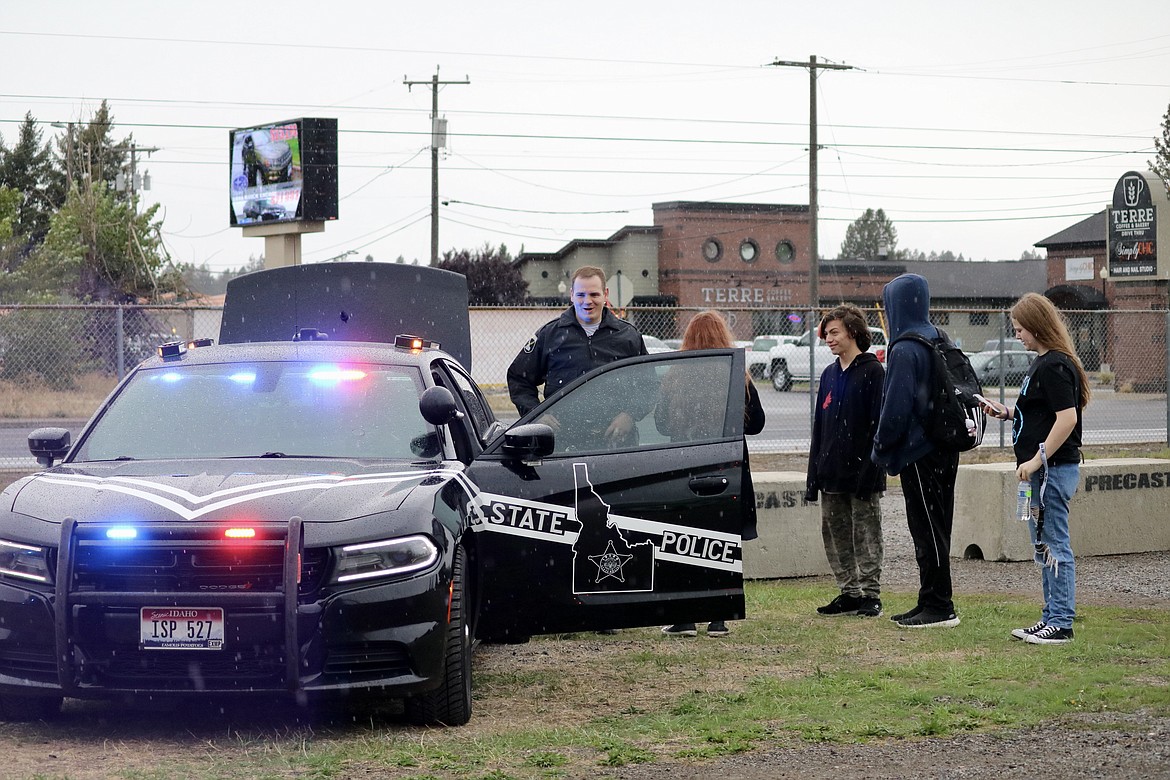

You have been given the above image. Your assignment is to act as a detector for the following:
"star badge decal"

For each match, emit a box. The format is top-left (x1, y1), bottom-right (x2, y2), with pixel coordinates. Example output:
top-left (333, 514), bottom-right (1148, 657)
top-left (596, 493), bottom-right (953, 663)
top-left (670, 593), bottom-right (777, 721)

top-left (588, 540), bottom-right (634, 583)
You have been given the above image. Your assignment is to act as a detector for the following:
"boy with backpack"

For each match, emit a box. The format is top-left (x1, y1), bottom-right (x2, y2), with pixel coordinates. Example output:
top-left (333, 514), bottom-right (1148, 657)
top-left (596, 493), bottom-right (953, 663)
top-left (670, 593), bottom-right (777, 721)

top-left (871, 273), bottom-right (963, 628)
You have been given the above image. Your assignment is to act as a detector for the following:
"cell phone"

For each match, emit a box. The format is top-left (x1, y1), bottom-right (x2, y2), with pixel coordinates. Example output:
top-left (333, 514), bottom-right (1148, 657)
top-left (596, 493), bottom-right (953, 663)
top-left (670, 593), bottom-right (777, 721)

top-left (974, 394), bottom-right (1002, 418)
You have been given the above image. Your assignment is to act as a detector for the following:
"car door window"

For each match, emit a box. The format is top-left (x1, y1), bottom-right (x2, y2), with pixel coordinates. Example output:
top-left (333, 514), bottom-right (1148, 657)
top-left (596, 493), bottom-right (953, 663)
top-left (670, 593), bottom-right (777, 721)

top-left (535, 354), bottom-right (735, 454)
top-left (440, 361), bottom-right (495, 441)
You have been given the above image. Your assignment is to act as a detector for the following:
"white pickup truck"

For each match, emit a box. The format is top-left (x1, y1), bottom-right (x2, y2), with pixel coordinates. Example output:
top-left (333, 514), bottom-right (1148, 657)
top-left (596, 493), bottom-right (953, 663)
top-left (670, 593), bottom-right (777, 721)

top-left (766, 326), bottom-right (887, 391)
top-left (746, 334), bottom-right (800, 378)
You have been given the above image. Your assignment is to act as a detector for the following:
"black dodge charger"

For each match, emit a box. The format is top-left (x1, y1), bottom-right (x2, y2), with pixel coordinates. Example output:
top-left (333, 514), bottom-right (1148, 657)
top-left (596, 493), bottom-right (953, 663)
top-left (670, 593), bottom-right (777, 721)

top-left (0, 262), bottom-right (748, 725)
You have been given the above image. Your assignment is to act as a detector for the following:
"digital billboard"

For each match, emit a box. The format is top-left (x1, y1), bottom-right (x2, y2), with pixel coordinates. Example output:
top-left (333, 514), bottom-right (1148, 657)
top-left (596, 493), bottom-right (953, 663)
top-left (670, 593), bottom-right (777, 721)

top-left (229, 117), bottom-right (338, 227)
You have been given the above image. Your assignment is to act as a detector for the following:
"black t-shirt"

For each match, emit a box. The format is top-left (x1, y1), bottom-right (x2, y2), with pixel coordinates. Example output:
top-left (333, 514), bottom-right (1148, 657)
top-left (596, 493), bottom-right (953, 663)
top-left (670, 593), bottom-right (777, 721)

top-left (1012, 351), bottom-right (1082, 465)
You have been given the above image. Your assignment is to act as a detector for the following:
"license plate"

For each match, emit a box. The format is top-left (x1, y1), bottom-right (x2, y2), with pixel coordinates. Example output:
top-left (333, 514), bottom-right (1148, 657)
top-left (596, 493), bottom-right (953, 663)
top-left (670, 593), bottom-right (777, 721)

top-left (140, 607), bottom-right (224, 650)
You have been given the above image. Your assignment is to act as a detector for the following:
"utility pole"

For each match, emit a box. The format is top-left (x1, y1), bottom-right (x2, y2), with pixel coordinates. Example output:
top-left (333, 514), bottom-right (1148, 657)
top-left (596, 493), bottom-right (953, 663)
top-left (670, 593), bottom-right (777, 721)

top-left (404, 66), bottom-right (470, 265)
top-left (768, 56), bottom-right (854, 310)
top-left (114, 142), bottom-right (160, 207)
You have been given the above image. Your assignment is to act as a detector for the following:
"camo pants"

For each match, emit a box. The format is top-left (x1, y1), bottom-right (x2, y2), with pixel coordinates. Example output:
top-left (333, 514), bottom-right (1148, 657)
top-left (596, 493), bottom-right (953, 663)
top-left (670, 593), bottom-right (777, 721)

top-left (821, 493), bottom-right (883, 599)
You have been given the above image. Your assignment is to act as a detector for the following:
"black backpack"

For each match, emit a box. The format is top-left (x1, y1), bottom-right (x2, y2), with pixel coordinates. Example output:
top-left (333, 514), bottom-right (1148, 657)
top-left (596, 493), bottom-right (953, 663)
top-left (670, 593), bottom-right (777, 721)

top-left (891, 329), bottom-right (987, 453)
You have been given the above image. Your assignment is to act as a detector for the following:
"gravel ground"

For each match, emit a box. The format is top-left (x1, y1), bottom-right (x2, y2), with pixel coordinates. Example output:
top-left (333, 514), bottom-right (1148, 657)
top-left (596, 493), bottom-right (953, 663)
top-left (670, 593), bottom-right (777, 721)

top-left (607, 481), bottom-right (1170, 780)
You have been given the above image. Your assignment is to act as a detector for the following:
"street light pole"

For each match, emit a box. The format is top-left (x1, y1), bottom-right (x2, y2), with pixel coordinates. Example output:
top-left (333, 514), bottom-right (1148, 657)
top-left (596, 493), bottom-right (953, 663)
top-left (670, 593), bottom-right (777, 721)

top-left (51, 122), bottom-right (74, 190)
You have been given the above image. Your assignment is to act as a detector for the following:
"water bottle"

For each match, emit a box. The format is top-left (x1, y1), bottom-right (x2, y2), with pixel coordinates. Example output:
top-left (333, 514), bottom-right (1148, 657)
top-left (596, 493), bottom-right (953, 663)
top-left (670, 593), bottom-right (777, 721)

top-left (1016, 480), bottom-right (1032, 522)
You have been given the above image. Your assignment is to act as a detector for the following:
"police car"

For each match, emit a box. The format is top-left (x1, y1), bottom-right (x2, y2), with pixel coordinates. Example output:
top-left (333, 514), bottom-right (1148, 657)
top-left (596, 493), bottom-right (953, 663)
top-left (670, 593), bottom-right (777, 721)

top-left (0, 263), bottom-right (748, 726)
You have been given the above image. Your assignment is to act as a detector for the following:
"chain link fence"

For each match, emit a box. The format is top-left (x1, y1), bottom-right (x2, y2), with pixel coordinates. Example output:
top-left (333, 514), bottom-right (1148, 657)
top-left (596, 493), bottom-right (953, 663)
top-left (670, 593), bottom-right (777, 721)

top-left (0, 304), bottom-right (1165, 468)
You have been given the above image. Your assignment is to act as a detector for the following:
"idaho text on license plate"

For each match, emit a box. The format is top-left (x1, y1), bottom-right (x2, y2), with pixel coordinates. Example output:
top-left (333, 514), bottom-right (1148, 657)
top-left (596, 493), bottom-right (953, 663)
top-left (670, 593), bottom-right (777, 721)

top-left (140, 607), bottom-right (225, 650)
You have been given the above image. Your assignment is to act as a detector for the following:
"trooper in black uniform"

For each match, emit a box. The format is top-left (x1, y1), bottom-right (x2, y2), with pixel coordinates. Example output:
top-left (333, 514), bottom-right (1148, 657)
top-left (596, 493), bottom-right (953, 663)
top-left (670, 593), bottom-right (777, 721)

top-left (507, 265), bottom-right (649, 444)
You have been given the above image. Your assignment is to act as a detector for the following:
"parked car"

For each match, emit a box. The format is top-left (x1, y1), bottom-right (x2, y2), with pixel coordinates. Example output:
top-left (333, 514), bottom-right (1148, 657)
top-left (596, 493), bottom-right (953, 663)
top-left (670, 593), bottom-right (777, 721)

top-left (980, 337), bottom-right (1027, 354)
top-left (747, 335), bottom-right (799, 379)
top-left (768, 327), bottom-right (887, 391)
top-left (969, 349), bottom-right (1036, 386)
top-left (642, 335), bottom-right (673, 353)
top-left (0, 263), bottom-right (745, 726)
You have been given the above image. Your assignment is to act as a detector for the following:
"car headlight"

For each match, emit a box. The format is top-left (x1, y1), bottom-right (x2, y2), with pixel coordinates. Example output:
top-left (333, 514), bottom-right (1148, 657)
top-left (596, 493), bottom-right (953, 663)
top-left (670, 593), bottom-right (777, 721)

top-left (0, 538), bottom-right (52, 584)
top-left (333, 535), bottom-right (439, 584)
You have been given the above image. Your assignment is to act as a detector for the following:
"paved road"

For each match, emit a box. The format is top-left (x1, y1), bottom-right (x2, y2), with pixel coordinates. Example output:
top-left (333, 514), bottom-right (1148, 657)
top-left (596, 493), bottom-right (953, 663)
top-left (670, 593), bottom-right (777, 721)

top-left (1, 388), bottom-right (1165, 469)
top-left (747, 385), bottom-right (1169, 453)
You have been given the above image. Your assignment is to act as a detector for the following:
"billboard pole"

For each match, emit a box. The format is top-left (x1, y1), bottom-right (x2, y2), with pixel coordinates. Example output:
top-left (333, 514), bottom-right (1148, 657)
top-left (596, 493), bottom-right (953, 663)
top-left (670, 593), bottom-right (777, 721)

top-left (405, 67), bottom-right (470, 265)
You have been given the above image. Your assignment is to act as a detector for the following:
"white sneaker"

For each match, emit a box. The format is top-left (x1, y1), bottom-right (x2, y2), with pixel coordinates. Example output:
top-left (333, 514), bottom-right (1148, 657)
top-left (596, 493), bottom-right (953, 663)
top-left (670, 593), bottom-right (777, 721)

top-left (1011, 620), bottom-right (1046, 640)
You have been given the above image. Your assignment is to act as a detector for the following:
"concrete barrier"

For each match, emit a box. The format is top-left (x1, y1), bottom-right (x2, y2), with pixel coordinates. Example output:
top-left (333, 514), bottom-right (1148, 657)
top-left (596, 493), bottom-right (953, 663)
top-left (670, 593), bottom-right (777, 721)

top-left (743, 471), bottom-right (830, 579)
top-left (953, 458), bottom-right (1170, 562)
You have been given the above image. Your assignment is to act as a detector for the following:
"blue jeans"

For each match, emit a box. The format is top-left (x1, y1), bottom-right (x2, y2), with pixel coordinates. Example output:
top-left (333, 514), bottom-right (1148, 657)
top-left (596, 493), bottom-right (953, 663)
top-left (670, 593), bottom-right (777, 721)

top-left (1027, 462), bottom-right (1079, 629)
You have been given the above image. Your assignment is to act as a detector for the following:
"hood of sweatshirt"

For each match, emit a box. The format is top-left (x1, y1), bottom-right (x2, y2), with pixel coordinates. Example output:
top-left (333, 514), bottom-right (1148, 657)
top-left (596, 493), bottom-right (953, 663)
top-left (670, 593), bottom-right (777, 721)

top-left (883, 273), bottom-right (936, 342)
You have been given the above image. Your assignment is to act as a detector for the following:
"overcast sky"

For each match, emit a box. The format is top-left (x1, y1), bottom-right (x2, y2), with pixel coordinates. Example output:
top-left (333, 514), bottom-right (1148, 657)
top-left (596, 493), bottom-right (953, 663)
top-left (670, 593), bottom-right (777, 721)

top-left (2, 1), bottom-right (1168, 272)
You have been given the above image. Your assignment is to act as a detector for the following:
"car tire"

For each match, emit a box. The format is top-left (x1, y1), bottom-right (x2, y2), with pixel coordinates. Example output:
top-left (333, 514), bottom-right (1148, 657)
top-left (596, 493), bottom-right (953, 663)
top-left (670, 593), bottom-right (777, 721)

top-left (771, 361), bottom-right (793, 392)
top-left (0, 694), bottom-right (62, 721)
top-left (405, 545), bottom-right (472, 727)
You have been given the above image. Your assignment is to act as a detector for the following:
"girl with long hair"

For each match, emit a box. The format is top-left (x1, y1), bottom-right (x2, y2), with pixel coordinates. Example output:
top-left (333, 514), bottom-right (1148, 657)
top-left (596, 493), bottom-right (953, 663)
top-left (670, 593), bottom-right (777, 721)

top-left (657, 311), bottom-right (765, 637)
top-left (982, 293), bottom-right (1090, 645)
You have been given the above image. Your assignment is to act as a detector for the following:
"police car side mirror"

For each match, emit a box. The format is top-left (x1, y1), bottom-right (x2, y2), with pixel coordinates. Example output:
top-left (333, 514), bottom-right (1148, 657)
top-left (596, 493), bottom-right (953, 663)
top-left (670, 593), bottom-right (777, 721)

top-left (28, 427), bottom-right (71, 468)
top-left (419, 386), bottom-right (464, 426)
top-left (501, 423), bottom-right (555, 464)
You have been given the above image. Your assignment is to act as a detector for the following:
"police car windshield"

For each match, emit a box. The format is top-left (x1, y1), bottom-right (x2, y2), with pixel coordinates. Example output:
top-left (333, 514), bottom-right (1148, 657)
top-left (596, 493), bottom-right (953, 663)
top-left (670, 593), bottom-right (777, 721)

top-left (75, 362), bottom-right (434, 461)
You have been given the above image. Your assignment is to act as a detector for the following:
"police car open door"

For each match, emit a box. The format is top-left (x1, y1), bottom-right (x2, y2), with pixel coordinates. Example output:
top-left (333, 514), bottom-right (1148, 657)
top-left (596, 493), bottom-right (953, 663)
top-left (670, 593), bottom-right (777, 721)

top-left (467, 349), bottom-right (747, 641)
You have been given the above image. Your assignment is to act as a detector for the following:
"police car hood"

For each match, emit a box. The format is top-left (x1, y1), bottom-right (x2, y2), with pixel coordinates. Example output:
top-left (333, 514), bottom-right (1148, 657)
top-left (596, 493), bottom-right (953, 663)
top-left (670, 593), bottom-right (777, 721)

top-left (8, 459), bottom-right (448, 525)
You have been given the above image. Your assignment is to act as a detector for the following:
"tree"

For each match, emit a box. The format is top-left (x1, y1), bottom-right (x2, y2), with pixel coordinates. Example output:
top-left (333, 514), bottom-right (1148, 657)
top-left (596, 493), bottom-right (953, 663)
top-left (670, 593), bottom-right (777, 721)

top-left (43, 101), bottom-right (133, 220)
top-left (838, 208), bottom-right (898, 261)
top-left (0, 112), bottom-right (55, 245)
top-left (1151, 101), bottom-right (1170, 196)
top-left (436, 243), bottom-right (528, 304)
top-left (21, 174), bottom-right (182, 302)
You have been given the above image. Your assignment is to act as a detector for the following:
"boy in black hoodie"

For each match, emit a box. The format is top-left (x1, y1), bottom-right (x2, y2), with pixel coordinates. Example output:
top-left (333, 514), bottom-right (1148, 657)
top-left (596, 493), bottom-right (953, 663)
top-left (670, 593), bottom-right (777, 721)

top-left (806, 304), bottom-right (887, 617)
top-left (872, 273), bottom-right (961, 628)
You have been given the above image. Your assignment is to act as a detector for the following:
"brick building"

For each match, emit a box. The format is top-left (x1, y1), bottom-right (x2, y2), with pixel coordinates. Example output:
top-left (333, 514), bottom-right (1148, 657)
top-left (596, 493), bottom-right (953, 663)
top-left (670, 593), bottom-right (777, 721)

top-left (516, 200), bottom-right (1047, 342)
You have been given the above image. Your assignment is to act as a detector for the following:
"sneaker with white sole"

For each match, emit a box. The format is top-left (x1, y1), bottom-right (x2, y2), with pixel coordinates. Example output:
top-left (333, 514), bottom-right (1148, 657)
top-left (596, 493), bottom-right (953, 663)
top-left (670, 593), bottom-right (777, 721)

top-left (661, 623), bottom-right (697, 637)
top-left (816, 594), bottom-right (861, 616)
top-left (706, 621), bottom-right (729, 637)
top-left (890, 605), bottom-right (922, 623)
top-left (1011, 620), bottom-right (1046, 641)
top-left (896, 611), bottom-right (960, 629)
top-left (1023, 624), bottom-right (1073, 645)
top-left (856, 598), bottom-right (883, 618)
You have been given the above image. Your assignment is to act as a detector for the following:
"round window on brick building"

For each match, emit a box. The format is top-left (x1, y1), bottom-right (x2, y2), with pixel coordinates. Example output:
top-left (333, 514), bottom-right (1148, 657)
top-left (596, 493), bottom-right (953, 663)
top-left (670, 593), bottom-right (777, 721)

top-left (739, 239), bottom-right (759, 263)
top-left (775, 240), bottom-right (795, 264)
top-left (702, 238), bottom-right (723, 263)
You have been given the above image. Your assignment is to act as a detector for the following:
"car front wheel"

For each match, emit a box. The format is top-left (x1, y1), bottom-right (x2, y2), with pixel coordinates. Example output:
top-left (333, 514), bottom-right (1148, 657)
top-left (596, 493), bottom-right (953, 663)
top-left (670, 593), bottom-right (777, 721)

top-left (405, 545), bottom-right (472, 726)
top-left (771, 361), bottom-right (793, 392)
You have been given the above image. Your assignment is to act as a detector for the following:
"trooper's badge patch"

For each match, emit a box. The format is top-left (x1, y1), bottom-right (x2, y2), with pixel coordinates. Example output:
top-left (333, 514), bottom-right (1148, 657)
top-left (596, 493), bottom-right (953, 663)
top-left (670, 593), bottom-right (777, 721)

top-left (522, 335), bottom-right (538, 353)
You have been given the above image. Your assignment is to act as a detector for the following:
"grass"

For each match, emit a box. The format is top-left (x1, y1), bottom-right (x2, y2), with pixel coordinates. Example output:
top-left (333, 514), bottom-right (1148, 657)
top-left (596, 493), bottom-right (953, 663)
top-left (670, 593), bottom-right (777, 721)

top-left (0, 372), bottom-right (118, 418)
top-left (7, 582), bottom-right (1164, 779)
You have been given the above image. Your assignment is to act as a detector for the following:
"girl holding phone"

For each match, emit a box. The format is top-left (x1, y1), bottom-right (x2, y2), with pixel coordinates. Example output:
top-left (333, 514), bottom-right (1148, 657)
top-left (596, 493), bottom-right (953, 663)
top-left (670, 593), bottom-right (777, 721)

top-left (980, 293), bottom-right (1090, 645)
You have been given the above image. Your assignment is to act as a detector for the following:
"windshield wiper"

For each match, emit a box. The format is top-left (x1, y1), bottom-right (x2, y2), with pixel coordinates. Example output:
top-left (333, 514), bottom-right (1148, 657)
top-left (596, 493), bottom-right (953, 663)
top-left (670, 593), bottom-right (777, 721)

top-left (259, 451), bottom-right (287, 458)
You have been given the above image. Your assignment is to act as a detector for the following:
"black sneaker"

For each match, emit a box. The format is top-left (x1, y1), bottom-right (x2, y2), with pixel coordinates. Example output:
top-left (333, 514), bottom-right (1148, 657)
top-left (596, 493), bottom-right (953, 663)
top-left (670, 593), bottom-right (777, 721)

top-left (706, 621), bottom-right (729, 637)
top-left (816, 594), bottom-right (861, 616)
top-left (661, 623), bottom-right (697, 637)
top-left (856, 598), bottom-right (883, 618)
top-left (890, 604), bottom-right (923, 623)
top-left (1023, 625), bottom-right (1073, 645)
top-left (1011, 620), bottom-right (1046, 641)
top-left (896, 611), bottom-right (960, 629)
